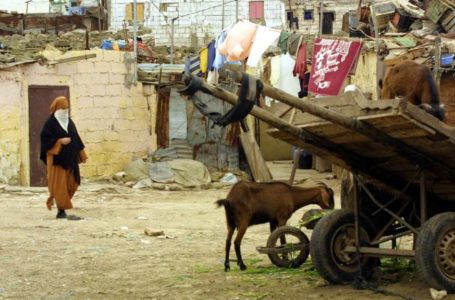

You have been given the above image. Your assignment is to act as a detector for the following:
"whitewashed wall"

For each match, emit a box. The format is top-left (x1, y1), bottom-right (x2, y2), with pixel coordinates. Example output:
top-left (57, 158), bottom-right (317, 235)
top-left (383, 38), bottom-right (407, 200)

top-left (109, 0), bottom-right (285, 47)
top-left (0, 0), bottom-right (50, 13)
top-left (286, 0), bottom-right (357, 35)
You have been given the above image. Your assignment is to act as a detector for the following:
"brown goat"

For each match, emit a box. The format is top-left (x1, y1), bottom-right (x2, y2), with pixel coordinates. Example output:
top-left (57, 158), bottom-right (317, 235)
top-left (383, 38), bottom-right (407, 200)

top-left (216, 181), bottom-right (334, 271)
top-left (379, 60), bottom-right (445, 121)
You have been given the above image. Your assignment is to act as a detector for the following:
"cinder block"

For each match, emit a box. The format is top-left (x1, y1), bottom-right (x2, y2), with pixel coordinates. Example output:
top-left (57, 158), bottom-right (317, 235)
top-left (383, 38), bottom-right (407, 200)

top-left (110, 62), bottom-right (128, 74)
top-left (101, 140), bottom-right (123, 153)
top-left (118, 129), bottom-right (137, 142)
top-left (105, 84), bottom-right (123, 96)
top-left (96, 164), bottom-right (122, 177)
top-left (130, 119), bottom-right (148, 131)
top-left (112, 119), bottom-right (131, 131)
top-left (74, 73), bottom-right (107, 85)
top-left (103, 51), bottom-right (122, 62)
top-left (85, 131), bottom-right (106, 143)
top-left (109, 73), bottom-right (126, 84)
top-left (56, 63), bottom-right (77, 75)
top-left (94, 61), bottom-right (111, 73)
top-left (77, 61), bottom-right (95, 74)
top-left (75, 96), bottom-right (94, 109)
top-left (80, 164), bottom-right (97, 177)
top-left (86, 84), bottom-right (106, 96)
top-left (103, 130), bottom-right (120, 141)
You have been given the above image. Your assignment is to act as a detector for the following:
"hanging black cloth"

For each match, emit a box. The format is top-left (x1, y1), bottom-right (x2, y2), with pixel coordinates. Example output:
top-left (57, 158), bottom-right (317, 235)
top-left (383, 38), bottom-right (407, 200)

top-left (180, 72), bottom-right (263, 127)
top-left (40, 115), bottom-right (85, 184)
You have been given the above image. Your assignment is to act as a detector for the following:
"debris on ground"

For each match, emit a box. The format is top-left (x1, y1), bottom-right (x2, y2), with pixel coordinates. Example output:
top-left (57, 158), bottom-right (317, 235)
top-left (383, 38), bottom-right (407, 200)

top-left (144, 228), bottom-right (164, 237)
top-left (430, 288), bottom-right (448, 300)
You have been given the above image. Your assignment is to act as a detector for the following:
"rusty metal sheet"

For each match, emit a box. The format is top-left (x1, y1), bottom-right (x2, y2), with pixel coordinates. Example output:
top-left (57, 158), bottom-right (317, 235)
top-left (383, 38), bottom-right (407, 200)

top-left (169, 88), bottom-right (187, 140)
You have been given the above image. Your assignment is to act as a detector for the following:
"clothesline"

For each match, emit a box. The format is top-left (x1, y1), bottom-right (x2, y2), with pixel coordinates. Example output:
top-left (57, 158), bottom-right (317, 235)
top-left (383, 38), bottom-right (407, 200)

top-left (184, 20), bottom-right (363, 99)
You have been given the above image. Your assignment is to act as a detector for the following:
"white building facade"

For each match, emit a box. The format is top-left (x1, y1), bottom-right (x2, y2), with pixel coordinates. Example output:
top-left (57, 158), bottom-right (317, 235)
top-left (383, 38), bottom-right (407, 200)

top-left (0, 0), bottom-right (50, 14)
top-left (109, 0), bottom-right (286, 47)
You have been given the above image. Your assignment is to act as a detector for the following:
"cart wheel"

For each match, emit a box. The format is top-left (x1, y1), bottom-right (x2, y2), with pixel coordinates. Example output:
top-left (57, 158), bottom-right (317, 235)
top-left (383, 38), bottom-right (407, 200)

top-left (266, 226), bottom-right (310, 268)
top-left (310, 209), bottom-right (378, 283)
top-left (416, 212), bottom-right (455, 292)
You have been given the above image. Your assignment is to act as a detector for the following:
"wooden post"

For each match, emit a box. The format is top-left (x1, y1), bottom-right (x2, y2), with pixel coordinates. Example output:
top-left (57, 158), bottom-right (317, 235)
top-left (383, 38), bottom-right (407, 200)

top-left (434, 36), bottom-right (442, 89)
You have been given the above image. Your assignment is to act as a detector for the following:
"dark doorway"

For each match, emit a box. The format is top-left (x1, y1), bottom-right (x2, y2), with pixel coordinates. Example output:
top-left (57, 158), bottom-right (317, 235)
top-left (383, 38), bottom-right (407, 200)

top-left (28, 85), bottom-right (70, 187)
top-left (322, 12), bottom-right (335, 35)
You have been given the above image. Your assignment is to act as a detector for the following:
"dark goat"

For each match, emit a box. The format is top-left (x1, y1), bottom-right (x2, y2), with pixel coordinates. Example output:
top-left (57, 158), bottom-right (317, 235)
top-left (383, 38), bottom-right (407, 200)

top-left (216, 181), bottom-right (334, 271)
top-left (379, 60), bottom-right (445, 121)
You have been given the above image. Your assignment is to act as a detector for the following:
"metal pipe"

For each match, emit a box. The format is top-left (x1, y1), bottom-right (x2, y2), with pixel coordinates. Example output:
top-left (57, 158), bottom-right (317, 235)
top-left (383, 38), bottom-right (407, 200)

top-left (222, 0), bottom-right (225, 29)
top-left (236, 0), bottom-right (239, 21)
top-left (133, 0), bottom-right (138, 82)
top-left (319, 0), bottom-right (323, 36)
top-left (171, 18), bottom-right (176, 64)
top-left (97, 0), bottom-right (101, 31)
top-left (420, 170), bottom-right (427, 224)
top-left (370, 0), bottom-right (381, 100)
top-left (353, 174), bottom-right (361, 270)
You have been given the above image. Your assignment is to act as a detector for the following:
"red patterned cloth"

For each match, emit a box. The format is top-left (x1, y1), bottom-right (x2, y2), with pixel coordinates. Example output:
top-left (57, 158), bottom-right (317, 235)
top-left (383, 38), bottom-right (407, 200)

top-left (309, 38), bottom-right (362, 96)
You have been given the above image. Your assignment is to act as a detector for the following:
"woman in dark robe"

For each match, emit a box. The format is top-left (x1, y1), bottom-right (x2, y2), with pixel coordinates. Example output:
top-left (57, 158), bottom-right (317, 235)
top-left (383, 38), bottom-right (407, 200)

top-left (40, 96), bottom-right (88, 219)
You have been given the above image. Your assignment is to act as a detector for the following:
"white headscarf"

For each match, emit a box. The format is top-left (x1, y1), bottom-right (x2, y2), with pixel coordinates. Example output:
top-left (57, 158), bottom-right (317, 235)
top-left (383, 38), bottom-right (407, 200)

top-left (54, 109), bottom-right (69, 132)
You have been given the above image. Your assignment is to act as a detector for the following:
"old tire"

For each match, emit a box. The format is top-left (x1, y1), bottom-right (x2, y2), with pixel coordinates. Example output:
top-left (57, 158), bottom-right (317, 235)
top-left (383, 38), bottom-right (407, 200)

top-left (416, 212), bottom-right (455, 292)
top-left (266, 226), bottom-right (310, 268)
top-left (310, 209), bottom-right (378, 283)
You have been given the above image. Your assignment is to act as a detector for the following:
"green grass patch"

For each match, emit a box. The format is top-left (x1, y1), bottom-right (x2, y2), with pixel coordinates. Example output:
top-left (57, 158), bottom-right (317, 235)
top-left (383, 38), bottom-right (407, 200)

top-left (380, 258), bottom-right (415, 274)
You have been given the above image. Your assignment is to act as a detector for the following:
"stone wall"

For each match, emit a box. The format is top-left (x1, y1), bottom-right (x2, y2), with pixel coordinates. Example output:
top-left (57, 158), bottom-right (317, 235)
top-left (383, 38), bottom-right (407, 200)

top-left (110, 0), bottom-right (285, 47)
top-left (0, 50), bottom-right (157, 185)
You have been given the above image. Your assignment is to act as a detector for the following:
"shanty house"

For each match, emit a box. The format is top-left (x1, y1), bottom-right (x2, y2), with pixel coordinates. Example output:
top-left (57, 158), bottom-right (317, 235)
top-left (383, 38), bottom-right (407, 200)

top-left (0, 50), bottom-right (157, 186)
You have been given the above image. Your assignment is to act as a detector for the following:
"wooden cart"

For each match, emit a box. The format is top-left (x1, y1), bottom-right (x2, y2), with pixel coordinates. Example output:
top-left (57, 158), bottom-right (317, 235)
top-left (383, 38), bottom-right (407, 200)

top-left (179, 72), bottom-right (455, 292)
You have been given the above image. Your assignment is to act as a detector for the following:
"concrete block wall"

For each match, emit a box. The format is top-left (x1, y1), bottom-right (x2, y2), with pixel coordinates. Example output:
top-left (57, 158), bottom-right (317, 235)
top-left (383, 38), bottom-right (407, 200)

top-left (110, 0), bottom-right (285, 47)
top-left (0, 50), bottom-right (157, 185)
top-left (287, 0), bottom-right (357, 35)
top-left (0, 71), bottom-right (25, 184)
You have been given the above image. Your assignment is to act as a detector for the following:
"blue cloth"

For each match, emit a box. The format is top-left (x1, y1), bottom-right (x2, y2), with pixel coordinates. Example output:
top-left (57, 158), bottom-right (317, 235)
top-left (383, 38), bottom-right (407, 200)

top-left (213, 31), bottom-right (227, 70)
top-left (212, 31), bottom-right (241, 70)
top-left (207, 39), bottom-right (216, 72)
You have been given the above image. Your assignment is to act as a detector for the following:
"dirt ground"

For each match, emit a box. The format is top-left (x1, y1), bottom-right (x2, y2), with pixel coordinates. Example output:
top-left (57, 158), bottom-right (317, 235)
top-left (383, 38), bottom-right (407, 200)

top-left (0, 162), bottom-right (453, 300)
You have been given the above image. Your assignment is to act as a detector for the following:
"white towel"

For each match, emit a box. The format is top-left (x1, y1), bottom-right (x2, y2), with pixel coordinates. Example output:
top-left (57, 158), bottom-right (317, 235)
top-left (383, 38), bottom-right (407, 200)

top-left (279, 53), bottom-right (300, 97)
top-left (246, 26), bottom-right (280, 68)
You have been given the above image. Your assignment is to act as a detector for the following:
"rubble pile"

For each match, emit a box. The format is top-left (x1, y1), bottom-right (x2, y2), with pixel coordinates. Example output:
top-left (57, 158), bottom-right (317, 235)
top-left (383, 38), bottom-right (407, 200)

top-left (344, 0), bottom-right (455, 68)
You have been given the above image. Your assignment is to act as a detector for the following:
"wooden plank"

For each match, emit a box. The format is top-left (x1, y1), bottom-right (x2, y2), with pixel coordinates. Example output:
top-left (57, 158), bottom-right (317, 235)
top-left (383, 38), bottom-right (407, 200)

top-left (360, 114), bottom-right (434, 139)
top-left (301, 122), bottom-right (370, 143)
top-left (239, 132), bottom-right (273, 182)
top-left (431, 180), bottom-right (455, 194)
top-left (402, 102), bottom-right (455, 140)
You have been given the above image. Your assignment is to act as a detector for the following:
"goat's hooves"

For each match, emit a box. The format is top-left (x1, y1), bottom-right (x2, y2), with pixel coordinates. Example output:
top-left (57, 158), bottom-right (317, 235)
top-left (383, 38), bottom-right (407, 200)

top-left (239, 264), bottom-right (247, 271)
top-left (224, 266), bottom-right (230, 272)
